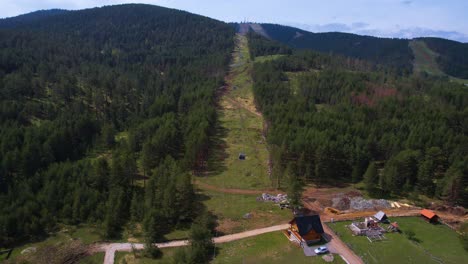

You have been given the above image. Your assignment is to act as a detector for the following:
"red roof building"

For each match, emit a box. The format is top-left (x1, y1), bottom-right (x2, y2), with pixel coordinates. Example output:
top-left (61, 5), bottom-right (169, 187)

top-left (420, 209), bottom-right (439, 223)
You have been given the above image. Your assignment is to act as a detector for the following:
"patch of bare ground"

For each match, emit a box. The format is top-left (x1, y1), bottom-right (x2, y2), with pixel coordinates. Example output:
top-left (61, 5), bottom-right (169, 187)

top-left (8, 241), bottom-right (90, 264)
top-left (301, 185), bottom-right (467, 227)
top-left (216, 218), bottom-right (242, 234)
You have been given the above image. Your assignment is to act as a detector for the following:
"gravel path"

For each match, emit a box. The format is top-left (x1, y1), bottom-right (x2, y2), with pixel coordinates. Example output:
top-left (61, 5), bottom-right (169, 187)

top-left (323, 224), bottom-right (364, 264)
top-left (95, 224), bottom-right (290, 264)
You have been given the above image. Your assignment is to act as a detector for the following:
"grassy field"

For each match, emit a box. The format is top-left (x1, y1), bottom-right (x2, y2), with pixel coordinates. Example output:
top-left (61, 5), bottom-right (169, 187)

top-left (198, 34), bottom-right (271, 190)
top-left (449, 76), bottom-right (468, 85)
top-left (2, 224), bottom-right (103, 261)
top-left (410, 40), bottom-right (444, 76)
top-left (254, 54), bottom-right (285, 63)
top-left (115, 248), bottom-right (186, 264)
top-left (115, 232), bottom-right (345, 264)
top-left (328, 217), bottom-right (468, 264)
top-left (212, 231), bottom-right (345, 264)
top-left (115, 250), bottom-right (179, 264)
top-left (80, 252), bottom-right (105, 264)
top-left (200, 190), bottom-right (292, 234)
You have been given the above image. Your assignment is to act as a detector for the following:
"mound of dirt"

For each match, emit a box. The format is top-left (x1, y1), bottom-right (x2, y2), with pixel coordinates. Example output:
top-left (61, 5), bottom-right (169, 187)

top-left (430, 204), bottom-right (466, 216)
top-left (332, 197), bottom-right (351, 211)
top-left (349, 197), bottom-right (391, 211)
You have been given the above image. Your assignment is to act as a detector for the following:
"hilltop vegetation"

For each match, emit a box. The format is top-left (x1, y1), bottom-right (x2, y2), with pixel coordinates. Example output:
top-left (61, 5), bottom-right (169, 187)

top-left (249, 32), bottom-right (468, 205)
top-left (419, 37), bottom-right (468, 78)
top-left (243, 23), bottom-right (468, 79)
top-left (0, 4), bottom-right (234, 247)
top-left (0, 9), bottom-right (68, 28)
top-left (252, 23), bottom-right (414, 75)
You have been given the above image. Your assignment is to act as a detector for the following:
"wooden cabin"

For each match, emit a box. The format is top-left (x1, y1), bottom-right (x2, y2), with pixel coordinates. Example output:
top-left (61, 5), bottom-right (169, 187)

top-left (285, 215), bottom-right (324, 245)
top-left (420, 209), bottom-right (439, 223)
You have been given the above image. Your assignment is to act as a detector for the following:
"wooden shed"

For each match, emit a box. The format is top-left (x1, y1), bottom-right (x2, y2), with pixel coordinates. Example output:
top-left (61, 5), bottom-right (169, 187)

top-left (420, 209), bottom-right (438, 223)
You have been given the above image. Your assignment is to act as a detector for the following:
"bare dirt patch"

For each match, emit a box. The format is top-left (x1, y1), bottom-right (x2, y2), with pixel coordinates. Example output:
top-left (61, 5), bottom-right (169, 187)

top-left (217, 218), bottom-right (242, 234)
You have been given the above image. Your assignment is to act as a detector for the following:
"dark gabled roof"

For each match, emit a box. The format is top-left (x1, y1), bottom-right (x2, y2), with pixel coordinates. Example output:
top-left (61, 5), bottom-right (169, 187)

top-left (290, 215), bottom-right (324, 235)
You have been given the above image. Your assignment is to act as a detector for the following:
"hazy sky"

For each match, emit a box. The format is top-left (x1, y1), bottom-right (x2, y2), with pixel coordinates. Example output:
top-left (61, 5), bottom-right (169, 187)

top-left (1, 0), bottom-right (467, 42)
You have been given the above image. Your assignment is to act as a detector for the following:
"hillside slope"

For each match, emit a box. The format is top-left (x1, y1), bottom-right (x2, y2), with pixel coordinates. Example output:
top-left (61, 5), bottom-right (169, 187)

top-left (409, 40), bottom-right (445, 76)
top-left (244, 23), bottom-right (414, 74)
top-left (418, 37), bottom-right (468, 79)
top-left (248, 32), bottom-right (468, 207)
top-left (0, 9), bottom-right (68, 28)
top-left (240, 23), bottom-right (468, 78)
top-left (0, 3), bottom-right (234, 247)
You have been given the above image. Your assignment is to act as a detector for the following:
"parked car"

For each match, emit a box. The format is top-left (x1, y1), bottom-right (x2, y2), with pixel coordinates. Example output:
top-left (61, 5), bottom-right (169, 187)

top-left (314, 246), bottom-right (329, 254)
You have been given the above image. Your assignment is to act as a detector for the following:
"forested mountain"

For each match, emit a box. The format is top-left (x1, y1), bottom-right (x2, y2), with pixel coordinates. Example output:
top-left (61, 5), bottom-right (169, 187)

top-left (247, 23), bottom-right (414, 75)
top-left (240, 23), bottom-right (468, 78)
top-left (249, 33), bottom-right (468, 206)
top-left (1, 3), bottom-right (467, 255)
top-left (0, 4), bottom-right (234, 247)
top-left (0, 9), bottom-right (68, 28)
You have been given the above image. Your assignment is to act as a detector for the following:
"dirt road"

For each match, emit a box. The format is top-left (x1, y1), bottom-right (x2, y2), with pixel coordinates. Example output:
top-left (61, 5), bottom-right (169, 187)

top-left (324, 224), bottom-right (364, 264)
top-left (94, 221), bottom-right (368, 264)
top-left (94, 224), bottom-right (289, 264)
top-left (94, 208), bottom-right (428, 264)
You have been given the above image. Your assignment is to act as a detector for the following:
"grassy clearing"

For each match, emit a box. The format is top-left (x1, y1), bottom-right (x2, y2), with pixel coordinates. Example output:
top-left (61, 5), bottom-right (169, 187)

top-left (410, 40), bottom-right (444, 76)
top-left (115, 249), bottom-right (177, 264)
top-left (200, 190), bottom-right (291, 234)
top-left (254, 54), bottom-right (285, 63)
top-left (449, 76), bottom-right (468, 85)
top-left (115, 232), bottom-right (344, 264)
top-left (285, 72), bottom-right (301, 95)
top-left (199, 34), bottom-right (271, 190)
top-left (80, 252), bottom-right (105, 264)
top-left (3, 225), bottom-right (103, 261)
top-left (285, 70), bottom-right (321, 96)
top-left (328, 217), bottom-right (468, 264)
top-left (163, 228), bottom-right (191, 241)
top-left (410, 40), bottom-right (468, 84)
top-left (212, 231), bottom-right (345, 264)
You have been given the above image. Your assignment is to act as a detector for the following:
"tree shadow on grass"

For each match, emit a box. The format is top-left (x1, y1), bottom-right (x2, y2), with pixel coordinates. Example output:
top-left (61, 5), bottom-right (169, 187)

top-left (202, 115), bottom-right (229, 178)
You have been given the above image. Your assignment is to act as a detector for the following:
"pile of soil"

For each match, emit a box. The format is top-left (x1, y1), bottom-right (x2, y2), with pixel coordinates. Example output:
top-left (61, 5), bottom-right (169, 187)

top-left (332, 197), bottom-right (351, 211)
top-left (430, 204), bottom-right (466, 216)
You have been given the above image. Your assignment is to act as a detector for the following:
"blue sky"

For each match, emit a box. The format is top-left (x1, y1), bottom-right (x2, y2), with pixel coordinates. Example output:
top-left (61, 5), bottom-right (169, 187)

top-left (1, 0), bottom-right (467, 42)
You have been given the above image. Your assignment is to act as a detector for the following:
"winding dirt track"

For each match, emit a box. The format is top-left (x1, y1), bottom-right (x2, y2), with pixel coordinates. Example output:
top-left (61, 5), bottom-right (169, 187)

top-left (94, 224), bottom-right (289, 264)
top-left (91, 208), bottom-right (432, 264)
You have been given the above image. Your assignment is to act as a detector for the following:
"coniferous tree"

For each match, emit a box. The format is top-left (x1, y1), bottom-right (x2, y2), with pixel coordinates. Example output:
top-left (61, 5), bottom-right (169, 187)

top-left (286, 164), bottom-right (303, 210)
top-left (363, 162), bottom-right (378, 193)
